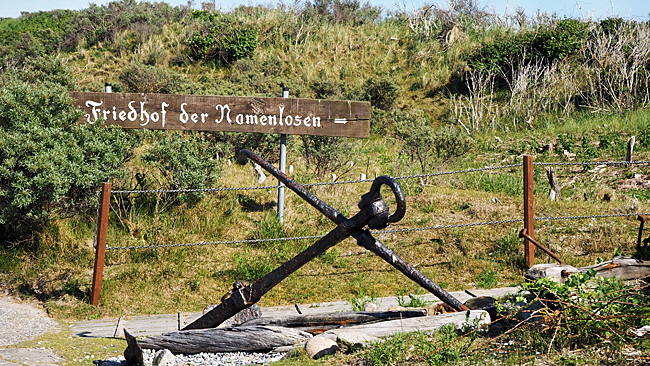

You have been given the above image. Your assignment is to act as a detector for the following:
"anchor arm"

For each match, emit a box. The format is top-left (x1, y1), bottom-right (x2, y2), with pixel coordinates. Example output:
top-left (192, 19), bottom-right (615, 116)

top-left (183, 150), bottom-right (466, 330)
top-left (182, 179), bottom-right (391, 330)
top-left (239, 150), bottom-right (467, 310)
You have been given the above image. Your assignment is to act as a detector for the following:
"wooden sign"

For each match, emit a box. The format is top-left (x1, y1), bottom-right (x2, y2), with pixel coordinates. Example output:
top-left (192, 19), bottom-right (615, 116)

top-left (70, 92), bottom-right (371, 138)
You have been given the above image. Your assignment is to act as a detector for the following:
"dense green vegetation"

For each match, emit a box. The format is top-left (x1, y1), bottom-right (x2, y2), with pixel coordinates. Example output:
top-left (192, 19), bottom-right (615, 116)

top-left (1, 1), bottom-right (649, 365)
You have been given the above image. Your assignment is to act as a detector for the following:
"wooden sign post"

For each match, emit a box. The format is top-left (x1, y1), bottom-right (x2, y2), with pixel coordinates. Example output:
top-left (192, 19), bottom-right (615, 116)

top-left (70, 92), bottom-right (371, 138)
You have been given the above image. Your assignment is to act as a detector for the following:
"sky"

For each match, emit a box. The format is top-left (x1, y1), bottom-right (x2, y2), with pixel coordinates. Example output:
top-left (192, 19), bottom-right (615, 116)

top-left (0, 0), bottom-right (649, 20)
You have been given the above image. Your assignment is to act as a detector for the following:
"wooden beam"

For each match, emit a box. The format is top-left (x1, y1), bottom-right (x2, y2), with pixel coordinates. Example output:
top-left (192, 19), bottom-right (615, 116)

top-left (138, 326), bottom-right (312, 354)
top-left (91, 182), bottom-right (111, 306)
top-left (523, 156), bottom-right (535, 267)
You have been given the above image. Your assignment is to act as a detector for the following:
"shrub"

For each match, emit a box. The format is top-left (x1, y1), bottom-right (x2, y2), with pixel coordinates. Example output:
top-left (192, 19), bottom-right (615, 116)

top-left (205, 131), bottom-right (279, 163)
top-left (393, 111), bottom-right (474, 174)
top-left (63, 0), bottom-right (186, 50)
top-left (0, 10), bottom-right (73, 64)
top-left (0, 56), bottom-right (137, 244)
top-left (302, 0), bottom-right (382, 25)
top-left (141, 132), bottom-right (225, 207)
top-left (186, 11), bottom-right (258, 63)
top-left (300, 135), bottom-right (355, 178)
top-left (522, 270), bottom-right (650, 350)
top-left (469, 19), bottom-right (589, 81)
top-left (362, 76), bottom-right (399, 111)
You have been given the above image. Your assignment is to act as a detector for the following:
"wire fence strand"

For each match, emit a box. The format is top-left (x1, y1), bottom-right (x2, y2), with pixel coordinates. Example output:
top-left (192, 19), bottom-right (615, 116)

top-left (104, 158), bottom-right (650, 250)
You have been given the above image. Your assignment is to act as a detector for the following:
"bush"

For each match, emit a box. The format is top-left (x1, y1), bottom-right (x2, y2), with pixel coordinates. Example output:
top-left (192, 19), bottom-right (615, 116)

top-left (470, 19), bottom-right (589, 80)
top-left (362, 76), bottom-right (399, 111)
top-left (0, 10), bottom-right (73, 64)
top-left (302, 0), bottom-right (382, 25)
top-left (0, 56), bottom-right (137, 244)
top-left (393, 111), bottom-right (474, 174)
top-left (141, 132), bottom-right (226, 207)
top-left (522, 270), bottom-right (650, 350)
top-left (63, 0), bottom-right (186, 50)
top-left (186, 11), bottom-right (258, 63)
top-left (300, 135), bottom-right (354, 178)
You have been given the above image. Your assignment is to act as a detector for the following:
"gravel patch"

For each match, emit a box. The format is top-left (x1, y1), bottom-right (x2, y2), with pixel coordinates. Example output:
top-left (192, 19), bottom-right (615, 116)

top-left (0, 295), bottom-right (58, 346)
top-left (99, 349), bottom-right (286, 366)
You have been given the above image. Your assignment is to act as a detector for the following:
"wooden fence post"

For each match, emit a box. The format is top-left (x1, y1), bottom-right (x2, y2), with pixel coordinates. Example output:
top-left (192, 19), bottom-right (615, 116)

top-left (626, 136), bottom-right (636, 164)
top-left (91, 182), bottom-right (111, 306)
top-left (523, 155), bottom-right (535, 267)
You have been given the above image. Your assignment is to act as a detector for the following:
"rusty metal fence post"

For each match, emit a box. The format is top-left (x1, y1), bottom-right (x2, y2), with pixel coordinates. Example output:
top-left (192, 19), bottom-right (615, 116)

top-left (523, 155), bottom-right (535, 267)
top-left (91, 182), bottom-right (111, 305)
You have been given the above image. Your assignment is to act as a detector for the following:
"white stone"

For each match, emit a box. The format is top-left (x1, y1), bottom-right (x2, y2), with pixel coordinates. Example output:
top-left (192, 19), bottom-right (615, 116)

top-left (364, 302), bottom-right (379, 312)
top-left (335, 330), bottom-right (379, 350)
top-left (304, 336), bottom-right (340, 359)
top-left (253, 163), bottom-right (267, 184)
top-left (526, 263), bottom-right (580, 282)
top-left (152, 349), bottom-right (175, 366)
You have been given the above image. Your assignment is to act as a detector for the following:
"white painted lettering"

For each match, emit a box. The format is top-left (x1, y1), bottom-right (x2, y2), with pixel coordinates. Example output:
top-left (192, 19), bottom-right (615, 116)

top-left (235, 114), bottom-right (244, 125)
top-left (294, 116), bottom-right (302, 126)
top-left (268, 115), bottom-right (277, 125)
top-left (161, 102), bottom-right (169, 127)
top-left (313, 116), bottom-right (321, 127)
top-left (180, 103), bottom-right (189, 123)
top-left (201, 113), bottom-right (208, 123)
top-left (128, 101), bottom-right (137, 121)
top-left (119, 110), bottom-right (127, 121)
top-left (151, 112), bottom-right (159, 123)
top-left (140, 101), bottom-right (150, 126)
top-left (191, 112), bottom-right (198, 123)
top-left (304, 116), bottom-right (311, 127)
top-left (260, 115), bottom-right (267, 125)
top-left (246, 115), bottom-right (258, 125)
top-left (278, 105), bottom-right (285, 126)
top-left (215, 104), bottom-right (231, 124)
top-left (85, 100), bottom-right (103, 124)
top-left (284, 115), bottom-right (293, 126)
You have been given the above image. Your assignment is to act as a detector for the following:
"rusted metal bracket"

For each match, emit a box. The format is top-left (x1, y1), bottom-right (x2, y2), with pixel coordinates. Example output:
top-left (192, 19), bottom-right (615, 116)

top-left (637, 215), bottom-right (649, 260)
top-left (182, 149), bottom-right (467, 330)
top-left (519, 228), bottom-right (562, 264)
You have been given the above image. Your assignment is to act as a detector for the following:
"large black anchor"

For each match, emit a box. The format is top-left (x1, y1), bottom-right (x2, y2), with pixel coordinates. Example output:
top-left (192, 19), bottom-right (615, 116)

top-left (183, 149), bottom-right (467, 330)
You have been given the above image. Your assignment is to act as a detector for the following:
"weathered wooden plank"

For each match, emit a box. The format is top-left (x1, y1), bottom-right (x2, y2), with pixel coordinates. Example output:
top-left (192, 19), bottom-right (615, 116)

top-left (241, 310), bottom-right (427, 328)
top-left (322, 310), bottom-right (491, 338)
top-left (70, 92), bottom-right (370, 138)
top-left (138, 325), bottom-right (312, 354)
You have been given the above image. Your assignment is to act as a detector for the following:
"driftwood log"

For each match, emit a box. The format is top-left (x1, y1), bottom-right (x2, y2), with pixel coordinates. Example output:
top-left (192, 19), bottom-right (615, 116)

top-left (138, 325), bottom-right (312, 354)
top-left (579, 257), bottom-right (650, 281)
top-left (241, 310), bottom-right (426, 329)
top-left (527, 257), bottom-right (650, 282)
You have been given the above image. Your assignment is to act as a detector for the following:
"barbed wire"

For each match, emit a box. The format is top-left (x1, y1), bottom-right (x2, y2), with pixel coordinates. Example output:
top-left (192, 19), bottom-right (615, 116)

top-left (535, 160), bottom-right (650, 167)
top-left (111, 163), bottom-right (522, 194)
top-left (104, 158), bottom-right (649, 250)
top-left (374, 219), bottom-right (523, 234)
top-left (105, 209), bottom-right (650, 250)
top-left (535, 212), bottom-right (650, 221)
top-left (105, 218), bottom-right (525, 250)
top-left (109, 159), bottom-right (649, 195)
top-left (106, 234), bottom-right (324, 250)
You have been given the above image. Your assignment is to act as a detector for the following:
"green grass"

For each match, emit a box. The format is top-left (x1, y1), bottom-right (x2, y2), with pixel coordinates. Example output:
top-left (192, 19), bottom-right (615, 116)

top-left (2, 4), bottom-right (650, 365)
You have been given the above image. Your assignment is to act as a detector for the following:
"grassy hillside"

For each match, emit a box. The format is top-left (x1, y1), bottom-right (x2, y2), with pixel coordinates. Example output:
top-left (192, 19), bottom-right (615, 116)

top-left (0, 1), bottom-right (649, 365)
